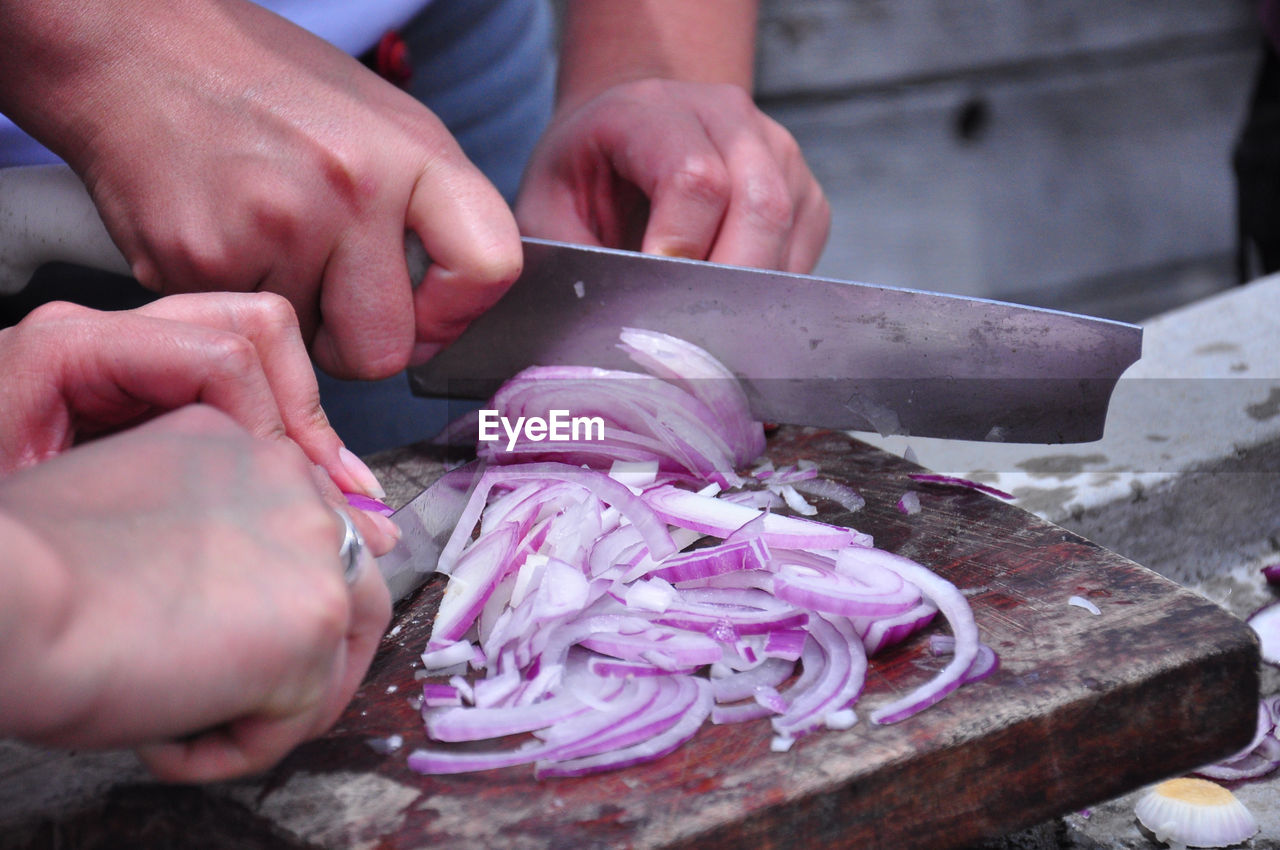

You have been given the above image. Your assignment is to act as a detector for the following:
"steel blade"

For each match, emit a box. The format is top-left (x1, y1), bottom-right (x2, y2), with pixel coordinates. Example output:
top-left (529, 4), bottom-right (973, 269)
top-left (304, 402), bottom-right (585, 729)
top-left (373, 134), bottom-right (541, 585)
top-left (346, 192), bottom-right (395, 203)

top-left (377, 462), bottom-right (481, 603)
top-left (409, 239), bottom-right (1142, 443)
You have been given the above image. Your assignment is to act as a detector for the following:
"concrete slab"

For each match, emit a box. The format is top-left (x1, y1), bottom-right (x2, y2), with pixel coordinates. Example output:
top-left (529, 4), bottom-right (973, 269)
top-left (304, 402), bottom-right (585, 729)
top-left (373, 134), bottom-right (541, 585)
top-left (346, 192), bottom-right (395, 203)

top-left (859, 272), bottom-right (1280, 580)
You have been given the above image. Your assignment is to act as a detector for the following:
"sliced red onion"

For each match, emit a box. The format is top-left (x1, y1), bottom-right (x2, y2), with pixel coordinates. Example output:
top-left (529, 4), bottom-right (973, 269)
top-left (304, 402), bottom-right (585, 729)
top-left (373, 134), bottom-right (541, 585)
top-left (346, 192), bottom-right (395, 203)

top-left (429, 523), bottom-right (521, 646)
top-left (617, 327), bottom-right (765, 468)
top-left (771, 616), bottom-right (867, 739)
top-left (407, 329), bottom-right (991, 779)
top-left (778, 484), bottom-right (818, 516)
top-left (643, 484), bottom-right (871, 549)
top-left (860, 549), bottom-right (979, 725)
top-left (649, 537), bottom-right (770, 584)
top-left (420, 639), bottom-right (475, 671)
top-left (1262, 563), bottom-right (1280, 585)
top-left (773, 561), bottom-right (920, 618)
top-left (344, 492), bottom-right (393, 516)
top-left (907, 473), bottom-right (1013, 500)
top-left (421, 684), bottom-right (463, 708)
top-left (535, 678), bottom-right (713, 778)
top-left (709, 657), bottom-right (796, 703)
top-left (929, 635), bottom-right (1001, 684)
top-left (1246, 602), bottom-right (1280, 667)
top-left (856, 600), bottom-right (938, 656)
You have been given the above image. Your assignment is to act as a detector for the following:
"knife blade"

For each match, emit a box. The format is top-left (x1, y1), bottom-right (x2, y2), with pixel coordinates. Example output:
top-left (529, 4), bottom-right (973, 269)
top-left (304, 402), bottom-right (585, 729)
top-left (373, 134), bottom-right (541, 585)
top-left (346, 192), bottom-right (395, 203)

top-left (377, 461), bottom-right (482, 603)
top-left (0, 166), bottom-right (1141, 443)
top-left (410, 239), bottom-right (1142, 444)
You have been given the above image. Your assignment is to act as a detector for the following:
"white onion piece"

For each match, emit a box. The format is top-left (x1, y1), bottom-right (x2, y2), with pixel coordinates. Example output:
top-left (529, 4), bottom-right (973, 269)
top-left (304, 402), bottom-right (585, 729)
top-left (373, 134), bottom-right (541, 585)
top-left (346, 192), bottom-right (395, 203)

top-left (710, 657), bottom-right (796, 703)
top-left (1068, 595), bottom-right (1102, 616)
top-left (643, 485), bottom-right (870, 549)
top-left (789, 477), bottom-right (865, 513)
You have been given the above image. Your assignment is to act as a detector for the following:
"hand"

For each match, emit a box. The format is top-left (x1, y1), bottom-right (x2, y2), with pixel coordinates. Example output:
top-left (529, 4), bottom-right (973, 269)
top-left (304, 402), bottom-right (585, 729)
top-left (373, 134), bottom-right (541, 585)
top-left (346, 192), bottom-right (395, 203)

top-left (0, 293), bottom-right (391, 515)
top-left (515, 78), bottom-right (830, 273)
top-left (0, 405), bottom-right (392, 781)
top-left (0, 0), bottom-right (522, 378)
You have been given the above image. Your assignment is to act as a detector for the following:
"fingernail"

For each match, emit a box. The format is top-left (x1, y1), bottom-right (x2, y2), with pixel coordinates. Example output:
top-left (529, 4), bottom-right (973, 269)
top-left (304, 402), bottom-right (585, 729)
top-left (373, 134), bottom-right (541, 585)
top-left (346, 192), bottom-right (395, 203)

top-left (653, 245), bottom-right (701, 260)
top-left (365, 510), bottom-right (402, 544)
top-left (410, 342), bottom-right (443, 366)
top-left (340, 447), bottom-right (386, 499)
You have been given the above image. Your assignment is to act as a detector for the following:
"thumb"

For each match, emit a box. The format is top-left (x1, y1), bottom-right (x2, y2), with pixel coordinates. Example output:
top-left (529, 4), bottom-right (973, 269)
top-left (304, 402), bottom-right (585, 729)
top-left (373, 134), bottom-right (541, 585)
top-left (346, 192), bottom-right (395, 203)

top-left (407, 156), bottom-right (522, 364)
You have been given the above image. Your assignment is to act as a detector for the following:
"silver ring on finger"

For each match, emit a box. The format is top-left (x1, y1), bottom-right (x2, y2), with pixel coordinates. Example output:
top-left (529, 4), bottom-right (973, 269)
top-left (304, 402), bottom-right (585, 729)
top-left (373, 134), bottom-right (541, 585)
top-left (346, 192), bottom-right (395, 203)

top-left (333, 507), bottom-right (366, 585)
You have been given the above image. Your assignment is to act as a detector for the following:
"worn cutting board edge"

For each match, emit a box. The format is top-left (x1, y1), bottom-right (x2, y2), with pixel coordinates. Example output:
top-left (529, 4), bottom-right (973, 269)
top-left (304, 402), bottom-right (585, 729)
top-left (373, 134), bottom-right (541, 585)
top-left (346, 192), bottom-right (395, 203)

top-left (3, 429), bottom-right (1252, 850)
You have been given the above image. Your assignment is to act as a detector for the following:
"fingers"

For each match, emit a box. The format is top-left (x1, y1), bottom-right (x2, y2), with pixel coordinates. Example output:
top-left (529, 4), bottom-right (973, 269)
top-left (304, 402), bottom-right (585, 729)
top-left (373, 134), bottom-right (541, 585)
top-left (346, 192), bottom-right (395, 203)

top-left (0, 301), bottom-right (285, 470)
top-left (407, 171), bottom-right (522, 360)
top-left (309, 226), bottom-right (418, 380)
top-left (640, 85), bottom-right (826, 273)
top-left (137, 502), bottom-right (391, 783)
top-left (133, 293), bottom-right (365, 494)
top-left (406, 150), bottom-right (523, 361)
top-left (583, 90), bottom-right (731, 260)
top-left (519, 80), bottom-right (830, 275)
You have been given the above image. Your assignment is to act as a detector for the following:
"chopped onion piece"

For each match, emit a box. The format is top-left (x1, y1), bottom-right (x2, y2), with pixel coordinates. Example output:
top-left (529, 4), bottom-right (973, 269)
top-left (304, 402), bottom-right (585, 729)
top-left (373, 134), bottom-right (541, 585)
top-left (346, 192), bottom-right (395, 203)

top-left (1247, 602), bottom-right (1280, 668)
top-left (907, 473), bottom-right (1013, 500)
top-left (405, 328), bottom-right (992, 779)
top-left (345, 492), bottom-right (393, 516)
top-left (1068, 595), bottom-right (1102, 616)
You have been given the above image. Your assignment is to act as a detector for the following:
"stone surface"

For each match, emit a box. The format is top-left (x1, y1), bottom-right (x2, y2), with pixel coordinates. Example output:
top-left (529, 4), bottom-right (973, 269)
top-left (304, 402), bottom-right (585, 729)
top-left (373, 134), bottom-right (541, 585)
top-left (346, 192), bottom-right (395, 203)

top-left (862, 274), bottom-right (1280, 848)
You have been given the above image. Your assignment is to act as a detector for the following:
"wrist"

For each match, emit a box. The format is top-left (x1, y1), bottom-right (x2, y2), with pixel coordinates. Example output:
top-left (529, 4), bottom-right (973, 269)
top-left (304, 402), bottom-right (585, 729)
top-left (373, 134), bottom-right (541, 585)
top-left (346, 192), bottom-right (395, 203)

top-left (0, 502), bottom-right (75, 741)
top-left (555, 0), bottom-right (757, 115)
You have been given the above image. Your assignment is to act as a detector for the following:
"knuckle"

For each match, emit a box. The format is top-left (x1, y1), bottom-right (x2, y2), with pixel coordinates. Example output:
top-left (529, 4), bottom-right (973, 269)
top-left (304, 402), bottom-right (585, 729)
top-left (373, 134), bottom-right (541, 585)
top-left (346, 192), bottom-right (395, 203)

top-left (668, 158), bottom-right (731, 207)
top-left (741, 174), bottom-right (796, 233)
top-left (203, 331), bottom-right (261, 378)
top-left (718, 83), bottom-right (757, 113)
top-left (241, 291), bottom-right (301, 335)
top-left (453, 246), bottom-right (524, 292)
top-left (22, 300), bottom-right (88, 325)
top-left (296, 573), bottom-right (351, 650)
top-left (619, 77), bottom-right (668, 103)
top-left (156, 232), bottom-right (239, 289)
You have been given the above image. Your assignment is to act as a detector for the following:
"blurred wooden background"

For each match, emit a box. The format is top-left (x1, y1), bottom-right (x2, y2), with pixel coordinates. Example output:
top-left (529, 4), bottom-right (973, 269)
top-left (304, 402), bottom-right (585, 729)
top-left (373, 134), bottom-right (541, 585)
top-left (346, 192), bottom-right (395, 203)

top-left (751, 0), bottom-right (1261, 320)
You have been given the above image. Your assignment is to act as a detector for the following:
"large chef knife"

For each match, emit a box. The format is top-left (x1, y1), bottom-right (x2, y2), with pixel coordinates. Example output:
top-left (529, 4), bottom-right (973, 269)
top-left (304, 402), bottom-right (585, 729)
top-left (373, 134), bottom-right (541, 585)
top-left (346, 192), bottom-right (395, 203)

top-left (409, 239), bottom-right (1142, 444)
top-left (1, 165), bottom-right (1141, 443)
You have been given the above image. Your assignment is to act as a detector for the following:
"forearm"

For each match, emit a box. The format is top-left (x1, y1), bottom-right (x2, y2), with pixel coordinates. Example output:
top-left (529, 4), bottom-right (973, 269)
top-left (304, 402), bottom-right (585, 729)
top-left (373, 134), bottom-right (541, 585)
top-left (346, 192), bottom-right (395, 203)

top-left (556, 0), bottom-right (758, 113)
top-left (0, 0), bottom-right (180, 167)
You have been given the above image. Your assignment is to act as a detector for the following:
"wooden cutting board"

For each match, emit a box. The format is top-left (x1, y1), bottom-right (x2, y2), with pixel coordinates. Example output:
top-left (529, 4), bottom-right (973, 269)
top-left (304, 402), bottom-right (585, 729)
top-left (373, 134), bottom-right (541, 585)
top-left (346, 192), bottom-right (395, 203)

top-left (4, 428), bottom-right (1258, 850)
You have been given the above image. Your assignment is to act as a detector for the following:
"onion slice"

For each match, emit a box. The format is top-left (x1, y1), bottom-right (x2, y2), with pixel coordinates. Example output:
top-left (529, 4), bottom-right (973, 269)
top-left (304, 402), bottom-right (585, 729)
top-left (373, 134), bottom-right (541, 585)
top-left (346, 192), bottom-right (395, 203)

top-left (404, 328), bottom-right (992, 779)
